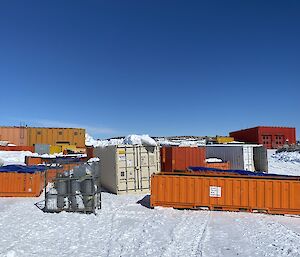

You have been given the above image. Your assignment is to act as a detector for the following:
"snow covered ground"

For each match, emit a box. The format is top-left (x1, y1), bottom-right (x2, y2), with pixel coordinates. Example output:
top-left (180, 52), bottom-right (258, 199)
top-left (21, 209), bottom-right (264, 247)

top-left (0, 150), bottom-right (300, 257)
top-left (268, 150), bottom-right (300, 176)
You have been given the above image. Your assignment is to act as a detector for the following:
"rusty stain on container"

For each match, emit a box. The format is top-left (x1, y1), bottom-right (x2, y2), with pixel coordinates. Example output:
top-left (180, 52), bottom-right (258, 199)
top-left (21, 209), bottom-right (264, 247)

top-left (150, 172), bottom-right (300, 215)
top-left (161, 147), bottom-right (206, 172)
top-left (0, 172), bottom-right (44, 197)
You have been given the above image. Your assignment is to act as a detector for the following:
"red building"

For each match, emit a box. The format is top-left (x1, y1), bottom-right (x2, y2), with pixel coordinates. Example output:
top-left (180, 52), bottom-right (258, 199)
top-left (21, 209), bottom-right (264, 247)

top-left (229, 126), bottom-right (296, 149)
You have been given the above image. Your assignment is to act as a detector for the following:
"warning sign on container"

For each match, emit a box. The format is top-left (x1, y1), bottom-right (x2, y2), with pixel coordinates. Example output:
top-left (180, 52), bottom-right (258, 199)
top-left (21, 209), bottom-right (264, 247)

top-left (209, 186), bottom-right (221, 197)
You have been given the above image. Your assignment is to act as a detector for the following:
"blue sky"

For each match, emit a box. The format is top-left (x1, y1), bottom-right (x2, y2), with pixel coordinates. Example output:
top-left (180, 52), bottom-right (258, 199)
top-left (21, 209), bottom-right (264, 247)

top-left (0, 1), bottom-right (299, 139)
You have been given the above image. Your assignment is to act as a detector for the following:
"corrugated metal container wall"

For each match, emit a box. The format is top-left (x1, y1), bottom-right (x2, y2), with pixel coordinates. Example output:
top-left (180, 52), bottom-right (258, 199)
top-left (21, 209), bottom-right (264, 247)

top-left (150, 173), bottom-right (300, 215)
top-left (205, 162), bottom-right (231, 170)
top-left (94, 145), bottom-right (161, 194)
top-left (0, 127), bottom-right (28, 146)
top-left (160, 147), bottom-right (166, 171)
top-left (0, 172), bottom-right (44, 197)
top-left (161, 147), bottom-right (206, 172)
top-left (27, 128), bottom-right (85, 147)
top-left (206, 145), bottom-right (259, 171)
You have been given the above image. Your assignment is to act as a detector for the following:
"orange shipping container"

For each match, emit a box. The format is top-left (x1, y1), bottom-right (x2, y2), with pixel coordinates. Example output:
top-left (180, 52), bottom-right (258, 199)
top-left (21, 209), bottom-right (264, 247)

top-left (0, 172), bottom-right (44, 197)
top-left (151, 173), bottom-right (300, 215)
top-left (205, 162), bottom-right (231, 170)
top-left (25, 156), bottom-right (43, 166)
top-left (161, 147), bottom-right (206, 172)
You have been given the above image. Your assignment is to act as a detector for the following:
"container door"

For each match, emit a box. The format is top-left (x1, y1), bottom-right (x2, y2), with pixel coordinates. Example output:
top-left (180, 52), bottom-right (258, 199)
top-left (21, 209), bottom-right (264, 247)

top-left (139, 146), bottom-right (157, 190)
top-left (253, 146), bottom-right (268, 172)
top-left (117, 147), bottom-right (137, 192)
top-left (243, 146), bottom-right (255, 171)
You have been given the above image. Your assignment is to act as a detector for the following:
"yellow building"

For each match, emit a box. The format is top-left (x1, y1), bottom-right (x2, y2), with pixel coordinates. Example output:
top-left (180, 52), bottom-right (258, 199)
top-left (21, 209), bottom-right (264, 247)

top-left (0, 127), bottom-right (85, 147)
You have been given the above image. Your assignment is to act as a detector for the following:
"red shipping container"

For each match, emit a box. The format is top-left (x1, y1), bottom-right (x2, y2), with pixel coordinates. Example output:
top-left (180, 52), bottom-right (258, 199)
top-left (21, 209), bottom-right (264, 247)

top-left (161, 146), bottom-right (206, 172)
top-left (205, 162), bottom-right (231, 170)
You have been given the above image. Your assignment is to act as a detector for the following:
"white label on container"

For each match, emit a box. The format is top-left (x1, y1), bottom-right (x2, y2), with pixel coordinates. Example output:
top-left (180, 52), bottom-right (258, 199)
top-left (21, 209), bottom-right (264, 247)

top-left (209, 186), bottom-right (221, 197)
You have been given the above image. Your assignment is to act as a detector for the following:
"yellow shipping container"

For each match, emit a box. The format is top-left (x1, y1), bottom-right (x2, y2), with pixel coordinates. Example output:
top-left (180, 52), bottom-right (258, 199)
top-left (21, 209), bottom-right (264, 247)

top-left (216, 136), bottom-right (234, 144)
top-left (27, 128), bottom-right (85, 147)
top-left (58, 144), bottom-right (77, 152)
top-left (49, 145), bottom-right (62, 154)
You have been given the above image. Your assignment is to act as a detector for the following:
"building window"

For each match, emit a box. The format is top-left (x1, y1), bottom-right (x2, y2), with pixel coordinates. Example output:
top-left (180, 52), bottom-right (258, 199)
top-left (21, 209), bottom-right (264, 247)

top-left (37, 131), bottom-right (41, 135)
top-left (74, 132), bottom-right (78, 136)
top-left (59, 131), bottom-right (63, 136)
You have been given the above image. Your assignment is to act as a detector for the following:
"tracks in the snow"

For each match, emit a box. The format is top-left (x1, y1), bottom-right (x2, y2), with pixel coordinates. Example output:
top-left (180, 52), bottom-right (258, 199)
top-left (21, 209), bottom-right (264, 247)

top-left (160, 211), bottom-right (211, 257)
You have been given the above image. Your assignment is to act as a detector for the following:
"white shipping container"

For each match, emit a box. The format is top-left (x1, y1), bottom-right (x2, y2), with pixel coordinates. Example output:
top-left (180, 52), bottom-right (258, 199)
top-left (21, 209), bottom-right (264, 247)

top-left (206, 144), bottom-right (268, 171)
top-left (94, 145), bottom-right (160, 194)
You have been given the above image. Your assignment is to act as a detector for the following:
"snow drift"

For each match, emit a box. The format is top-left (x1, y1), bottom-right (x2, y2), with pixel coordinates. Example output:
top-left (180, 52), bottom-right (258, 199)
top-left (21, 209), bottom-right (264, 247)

top-left (86, 133), bottom-right (157, 147)
top-left (0, 151), bottom-right (37, 166)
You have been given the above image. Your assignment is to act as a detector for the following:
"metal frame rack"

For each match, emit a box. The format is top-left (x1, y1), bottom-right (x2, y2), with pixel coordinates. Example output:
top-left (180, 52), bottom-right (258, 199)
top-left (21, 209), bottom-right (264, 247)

top-left (36, 161), bottom-right (101, 215)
